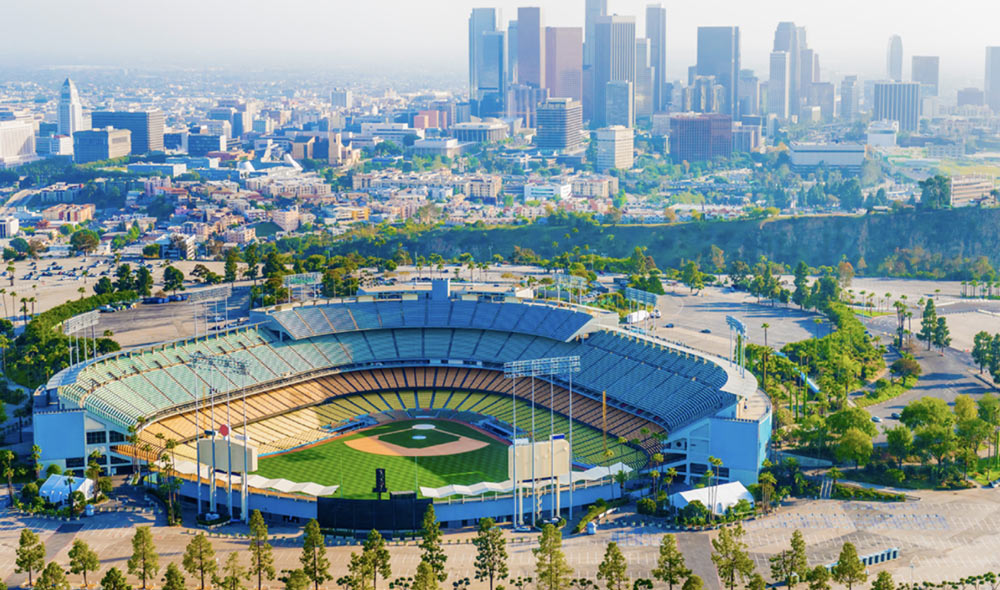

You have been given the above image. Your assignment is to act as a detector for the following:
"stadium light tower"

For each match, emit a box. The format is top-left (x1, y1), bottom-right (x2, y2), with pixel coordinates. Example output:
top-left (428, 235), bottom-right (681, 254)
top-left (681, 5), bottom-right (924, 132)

top-left (190, 351), bottom-right (251, 523)
top-left (503, 356), bottom-right (580, 527)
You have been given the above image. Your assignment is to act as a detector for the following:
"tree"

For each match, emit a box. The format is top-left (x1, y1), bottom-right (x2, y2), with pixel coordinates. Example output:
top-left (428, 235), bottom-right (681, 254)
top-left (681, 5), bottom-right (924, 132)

top-left (792, 262), bottom-right (810, 308)
top-left (136, 266), bottom-right (153, 296)
top-left (115, 264), bottom-right (134, 292)
top-left (918, 299), bottom-right (937, 350)
top-left (70, 230), bottom-right (100, 254)
top-left (835, 428), bottom-right (874, 468)
top-left (362, 529), bottom-right (392, 590)
top-left (69, 539), bottom-right (101, 588)
top-left (36, 562), bottom-right (70, 590)
top-left (283, 570), bottom-right (309, 590)
top-left (769, 530), bottom-right (809, 590)
top-left (973, 331), bottom-right (993, 373)
top-left (163, 563), bottom-right (187, 590)
top-left (412, 560), bottom-right (440, 590)
top-left (747, 574), bottom-right (766, 590)
top-left (681, 576), bottom-right (703, 590)
top-left (872, 571), bottom-right (894, 590)
top-left (918, 175), bottom-right (951, 209)
top-left (831, 542), bottom-right (867, 590)
top-left (710, 524), bottom-right (754, 590)
top-left (128, 527), bottom-right (160, 590)
top-left (243, 244), bottom-right (260, 284)
top-left (249, 510), bottom-right (276, 590)
top-left (301, 519), bottom-right (332, 590)
top-left (806, 566), bottom-right (830, 590)
top-left (889, 358), bottom-right (921, 383)
top-left (651, 534), bottom-right (689, 590)
top-left (596, 542), bottom-right (629, 590)
top-left (901, 397), bottom-right (954, 430)
top-left (681, 261), bottom-right (704, 293)
top-left (215, 552), bottom-right (249, 590)
top-left (101, 568), bottom-right (132, 590)
top-left (225, 248), bottom-right (240, 283)
top-left (473, 518), bottom-right (508, 590)
top-left (16, 528), bottom-right (46, 586)
top-left (94, 276), bottom-right (114, 295)
top-left (933, 316), bottom-right (951, 350)
top-left (534, 524), bottom-right (573, 590)
top-left (418, 505), bottom-right (447, 583)
top-left (885, 425), bottom-right (912, 468)
top-left (183, 533), bottom-right (217, 590)
top-left (163, 266), bottom-right (185, 292)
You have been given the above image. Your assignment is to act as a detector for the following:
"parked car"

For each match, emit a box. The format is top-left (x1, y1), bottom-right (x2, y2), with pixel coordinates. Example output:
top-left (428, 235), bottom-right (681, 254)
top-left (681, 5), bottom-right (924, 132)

top-left (872, 416), bottom-right (883, 423)
top-left (700, 328), bottom-right (712, 334)
top-left (664, 323), bottom-right (675, 328)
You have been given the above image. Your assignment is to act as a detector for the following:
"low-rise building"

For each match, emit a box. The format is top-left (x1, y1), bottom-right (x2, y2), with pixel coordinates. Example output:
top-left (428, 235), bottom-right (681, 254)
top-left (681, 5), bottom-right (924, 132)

top-left (950, 176), bottom-right (996, 207)
top-left (523, 182), bottom-right (572, 201)
top-left (789, 143), bottom-right (867, 172)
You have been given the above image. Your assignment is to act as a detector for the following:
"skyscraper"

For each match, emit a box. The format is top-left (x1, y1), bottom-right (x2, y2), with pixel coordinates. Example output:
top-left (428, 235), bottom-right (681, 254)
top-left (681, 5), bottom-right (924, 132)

top-left (58, 78), bottom-right (86, 137)
top-left (887, 35), bottom-right (903, 82)
top-left (645, 4), bottom-right (668, 112)
top-left (606, 80), bottom-right (635, 128)
top-left (696, 26), bottom-right (740, 116)
top-left (873, 81), bottom-right (920, 131)
top-left (768, 51), bottom-right (791, 119)
top-left (799, 48), bottom-right (816, 111)
top-left (911, 56), bottom-right (940, 97)
top-left (91, 110), bottom-right (165, 155)
top-left (986, 47), bottom-right (1000, 112)
top-left (772, 23), bottom-right (801, 117)
top-left (73, 128), bottom-right (131, 163)
top-left (737, 69), bottom-right (760, 116)
top-left (669, 113), bottom-right (732, 163)
top-left (507, 21), bottom-right (519, 85)
top-left (517, 7), bottom-right (545, 89)
top-left (634, 38), bottom-right (654, 120)
top-left (840, 75), bottom-right (859, 121)
top-left (477, 31), bottom-right (508, 118)
top-left (536, 98), bottom-right (583, 152)
top-left (469, 8), bottom-right (498, 101)
top-left (545, 27), bottom-right (583, 101)
top-left (593, 15), bottom-right (636, 128)
top-left (583, 0), bottom-right (607, 67)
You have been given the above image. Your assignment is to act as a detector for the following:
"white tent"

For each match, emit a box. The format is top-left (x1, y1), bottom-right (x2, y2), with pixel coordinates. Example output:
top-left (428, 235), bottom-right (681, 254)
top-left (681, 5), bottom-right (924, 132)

top-left (174, 461), bottom-right (339, 497)
top-left (670, 481), bottom-right (754, 516)
top-left (419, 462), bottom-right (632, 499)
top-left (39, 474), bottom-right (94, 505)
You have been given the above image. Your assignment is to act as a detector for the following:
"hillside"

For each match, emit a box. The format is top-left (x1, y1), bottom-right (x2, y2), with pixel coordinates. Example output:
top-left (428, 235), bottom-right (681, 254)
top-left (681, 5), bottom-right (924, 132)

top-left (329, 208), bottom-right (1000, 278)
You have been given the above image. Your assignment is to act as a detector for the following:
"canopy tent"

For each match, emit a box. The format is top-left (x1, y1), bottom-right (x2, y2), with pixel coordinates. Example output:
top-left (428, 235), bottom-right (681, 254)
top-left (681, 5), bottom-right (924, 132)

top-left (670, 481), bottom-right (754, 516)
top-left (39, 474), bottom-right (94, 505)
top-left (173, 461), bottom-right (339, 497)
top-left (419, 462), bottom-right (632, 499)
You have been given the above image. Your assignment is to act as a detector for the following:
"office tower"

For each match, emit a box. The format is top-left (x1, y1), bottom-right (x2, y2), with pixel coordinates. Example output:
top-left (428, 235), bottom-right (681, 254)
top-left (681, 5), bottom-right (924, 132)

top-left (583, 0), bottom-right (607, 67)
top-left (646, 4), bottom-right (668, 112)
top-left (593, 15), bottom-right (636, 128)
top-left (73, 128), bottom-right (131, 163)
top-left (635, 38), bottom-right (654, 120)
top-left (517, 7), bottom-right (545, 88)
top-left (772, 23), bottom-right (800, 117)
top-left (595, 125), bottom-right (634, 171)
top-left (90, 110), bottom-right (164, 154)
top-left (606, 81), bottom-right (635, 128)
top-left (737, 70), bottom-right (760, 116)
top-left (986, 47), bottom-right (1000, 112)
top-left (507, 21), bottom-right (519, 85)
top-left (536, 98), bottom-right (583, 152)
top-left (887, 35), bottom-right (903, 81)
top-left (668, 113), bottom-right (732, 163)
top-left (477, 31), bottom-right (508, 118)
top-left (330, 89), bottom-right (353, 108)
top-left (811, 82), bottom-right (835, 122)
top-left (957, 87), bottom-right (984, 107)
top-left (687, 76), bottom-right (721, 113)
top-left (58, 78), bottom-right (86, 137)
top-left (799, 48), bottom-right (816, 111)
top-left (840, 75), bottom-right (860, 121)
top-left (0, 120), bottom-right (36, 167)
top-left (911, 56), bottom-right (940, 97)
top-left (468, 8), bottom-right (498, 101)
top-left (768, 52), bottom-right (791, 119)
top-left (696, 26), bottom-right (740, 116)
top-left (545, 27), bottom-right (583, 101)
top-left (187, 133), bottom-right (226, 157)
top-left (873, 81), bottom-right (920, 131)
top-left (506, 84), bottom-right (548, 127)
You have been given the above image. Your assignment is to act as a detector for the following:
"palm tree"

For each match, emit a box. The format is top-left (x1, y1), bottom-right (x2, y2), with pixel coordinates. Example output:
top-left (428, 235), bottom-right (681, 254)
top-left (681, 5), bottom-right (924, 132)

top-left (761, 323), bottom-right (770, 348)
top-left (663, 467), bottom-right (677, 510)
top-left (707, 456), bottom-right (723, 521)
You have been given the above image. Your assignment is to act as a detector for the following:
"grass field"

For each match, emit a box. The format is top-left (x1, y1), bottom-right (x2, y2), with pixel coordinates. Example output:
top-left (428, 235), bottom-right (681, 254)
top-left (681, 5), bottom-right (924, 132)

top-left (379, 427), bottom-right (459, 448)
top-left (253, 420), bottom-right (508, 498)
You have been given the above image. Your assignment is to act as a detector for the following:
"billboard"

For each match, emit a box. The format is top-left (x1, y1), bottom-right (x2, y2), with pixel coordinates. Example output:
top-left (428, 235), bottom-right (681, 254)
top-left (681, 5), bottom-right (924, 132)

top-left (196, 435), bottom-right (258, 473)
top-left (507, 437), bottom-right (570, 481)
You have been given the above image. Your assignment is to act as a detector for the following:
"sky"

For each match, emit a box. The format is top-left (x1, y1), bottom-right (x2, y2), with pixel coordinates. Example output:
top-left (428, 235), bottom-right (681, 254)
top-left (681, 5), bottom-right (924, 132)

top-left (3, 0), bottom-right (997, 91)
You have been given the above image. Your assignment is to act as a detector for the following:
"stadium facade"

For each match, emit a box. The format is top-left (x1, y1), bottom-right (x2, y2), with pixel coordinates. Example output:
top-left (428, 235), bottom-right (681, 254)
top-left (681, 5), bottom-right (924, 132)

top-left (35, 281), bottom-right (770, 526)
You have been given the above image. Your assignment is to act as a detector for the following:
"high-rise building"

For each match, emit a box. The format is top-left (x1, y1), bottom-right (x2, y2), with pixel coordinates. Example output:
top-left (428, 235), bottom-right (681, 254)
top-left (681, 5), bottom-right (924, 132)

top-left (593, 15), bottom-right (636, 128)
top-left (58, 78), bottom-right (86, 137)
top-left (811, 82), bottom-right (835, 122)
top-left (0, 120), bottom-right (36, 167)
top-left (696, 26), bottom-right (740, 116)
top-left (957, 87), bottom-right (984, 107)
top-left (545, 27), bottom-right (582, 101)
top-left (536, 98), bottom-right (583, 152)
top-left (911, 56), bottom-right (940, 96)
top-left (469, 8), bottom-right (498, 101)
top-left (773, 23), bottom-right (801, 117)
top-left (595, 125), bottom-right (634, 171)
top-left (799, 48), bottom-right (816, 112)
top-left (887, 35), bottom-right (903, 82)
top-left (986, 47), bottom-right (1000, 112)
top-left (73, 127), bottom-right (131, 163)
top-left (330, 89), bottom-right (353, 108)
top-left (506, 84), bottom-right (548, 127)
top-left (768, 52), bottom-right (790, 120)
top-left (737, 70), bottom-right (760, 116)
top-left (187, 133), bottom-right (226, 157)
top-left (517, 7), bottom-right (545, 88)
top-left (605, 81), bottom-right (635, 128)
top-left (668, 113), bottom-right (732, 163)
top-left (507, 21), bottom-right (519, 85)
top-left (634, 38), bottom-right (654, 120)
top-left (645, 4), bottom-right (668, 112)
top-left (477, 30), bottom-right (509, 118)
top-left (583, 0), bottom-right (607, 67)
top-left (873, 81), bottom-right (920, 132)
top-left (90, 110), bottom-right (164, 154)
top-left (840, 75), bottom-right (860, 121)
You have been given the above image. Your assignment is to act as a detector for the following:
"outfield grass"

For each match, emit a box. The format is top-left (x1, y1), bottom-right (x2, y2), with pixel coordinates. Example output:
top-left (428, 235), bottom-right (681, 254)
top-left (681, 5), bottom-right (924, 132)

top-left (254, 420), bottom-right (508, 498)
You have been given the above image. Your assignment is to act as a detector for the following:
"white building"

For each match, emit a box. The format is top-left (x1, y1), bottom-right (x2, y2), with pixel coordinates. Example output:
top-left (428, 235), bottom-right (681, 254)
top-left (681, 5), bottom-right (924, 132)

top-left (331, 89), bottom-right (353, 109)
top-left (523, 183), bottom-right (572, 201)
top-left (789, 143), bottom-right (866, 171)
top-left (595, 125), bottom-right (634, 172)
top-left (867, 120), bottom-right (899, 148)
top-left (58, 78), bottom-right (87, 137)
top-left (36, 135), bottom-right (73, 157)
top-left (0, 120), bottom-right (36, 167)
top-left (0, 216), bottom-right (19, 238)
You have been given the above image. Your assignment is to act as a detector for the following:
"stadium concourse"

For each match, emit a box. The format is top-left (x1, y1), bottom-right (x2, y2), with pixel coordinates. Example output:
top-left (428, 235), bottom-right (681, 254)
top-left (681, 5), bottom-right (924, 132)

top-left (33, 280), bottom-right (769, 528)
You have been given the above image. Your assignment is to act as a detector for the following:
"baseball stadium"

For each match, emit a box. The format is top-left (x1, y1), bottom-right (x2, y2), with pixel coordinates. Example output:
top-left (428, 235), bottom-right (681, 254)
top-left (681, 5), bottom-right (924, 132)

top-left (34, 280), bottom-right (770, 529)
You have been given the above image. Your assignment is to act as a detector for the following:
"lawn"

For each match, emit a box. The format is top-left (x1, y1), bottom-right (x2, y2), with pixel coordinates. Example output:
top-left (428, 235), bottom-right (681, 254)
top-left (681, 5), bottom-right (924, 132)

top-left (379, 427), bottom-right (459, 448)
top-left (253, 420), bottom-right (508, 498)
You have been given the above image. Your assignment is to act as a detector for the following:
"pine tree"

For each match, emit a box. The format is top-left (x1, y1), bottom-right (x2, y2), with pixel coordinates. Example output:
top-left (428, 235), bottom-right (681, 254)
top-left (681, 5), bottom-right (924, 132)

top-left (473, 518), bottom-right (508, 590)
top-left (934, 316), bottom-right (951, 350)
top-left (101, 568), bottom-right (132, 590)
top-left (918, 299), bottom-right (937, 350)
top-left (128, 526), bottom-right (160, 590)
top-left (534, 524), bottom-right (572, 590)
top-left (872, 571), bottom-right (895, 590)
top-left (710, 524), bottom-right (754, 590)
top-left (831, 543), bottom-right (867, 590)
top-left (36, 562), bottom-right (70, 590)
top-left (300, 519), bottom-right (332, 590)
top-left (68, 539), bottom-right (100, 588)
top-left (249, 510), bottom-right (276, 590)
top-left (162, 563), bottom-right (187, 590)
top-left (362, 529), bottom-right (392, 590)
top-left (651, 534), bottom-right (689, 590)
top-left (768, 530), bottom-right (809, 590)
top-left (418, 505), bottom-right (447, 583)
top-left (806, 566), bottom-right (830, 590)
top-left (596, 542), bottom-right (629, 590)
top-left (215, 552), bottom-right (249, 590)
top-left (183, 533), bottom-right (217, 590)
top-left (283, 570), bottom-right (310, 590)
top-left (681, 576), bottom-right (703, 590)
top-left (412, 560), bottom-right (440, 590)
top-left (15, 528), bottom-right (46, 586)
